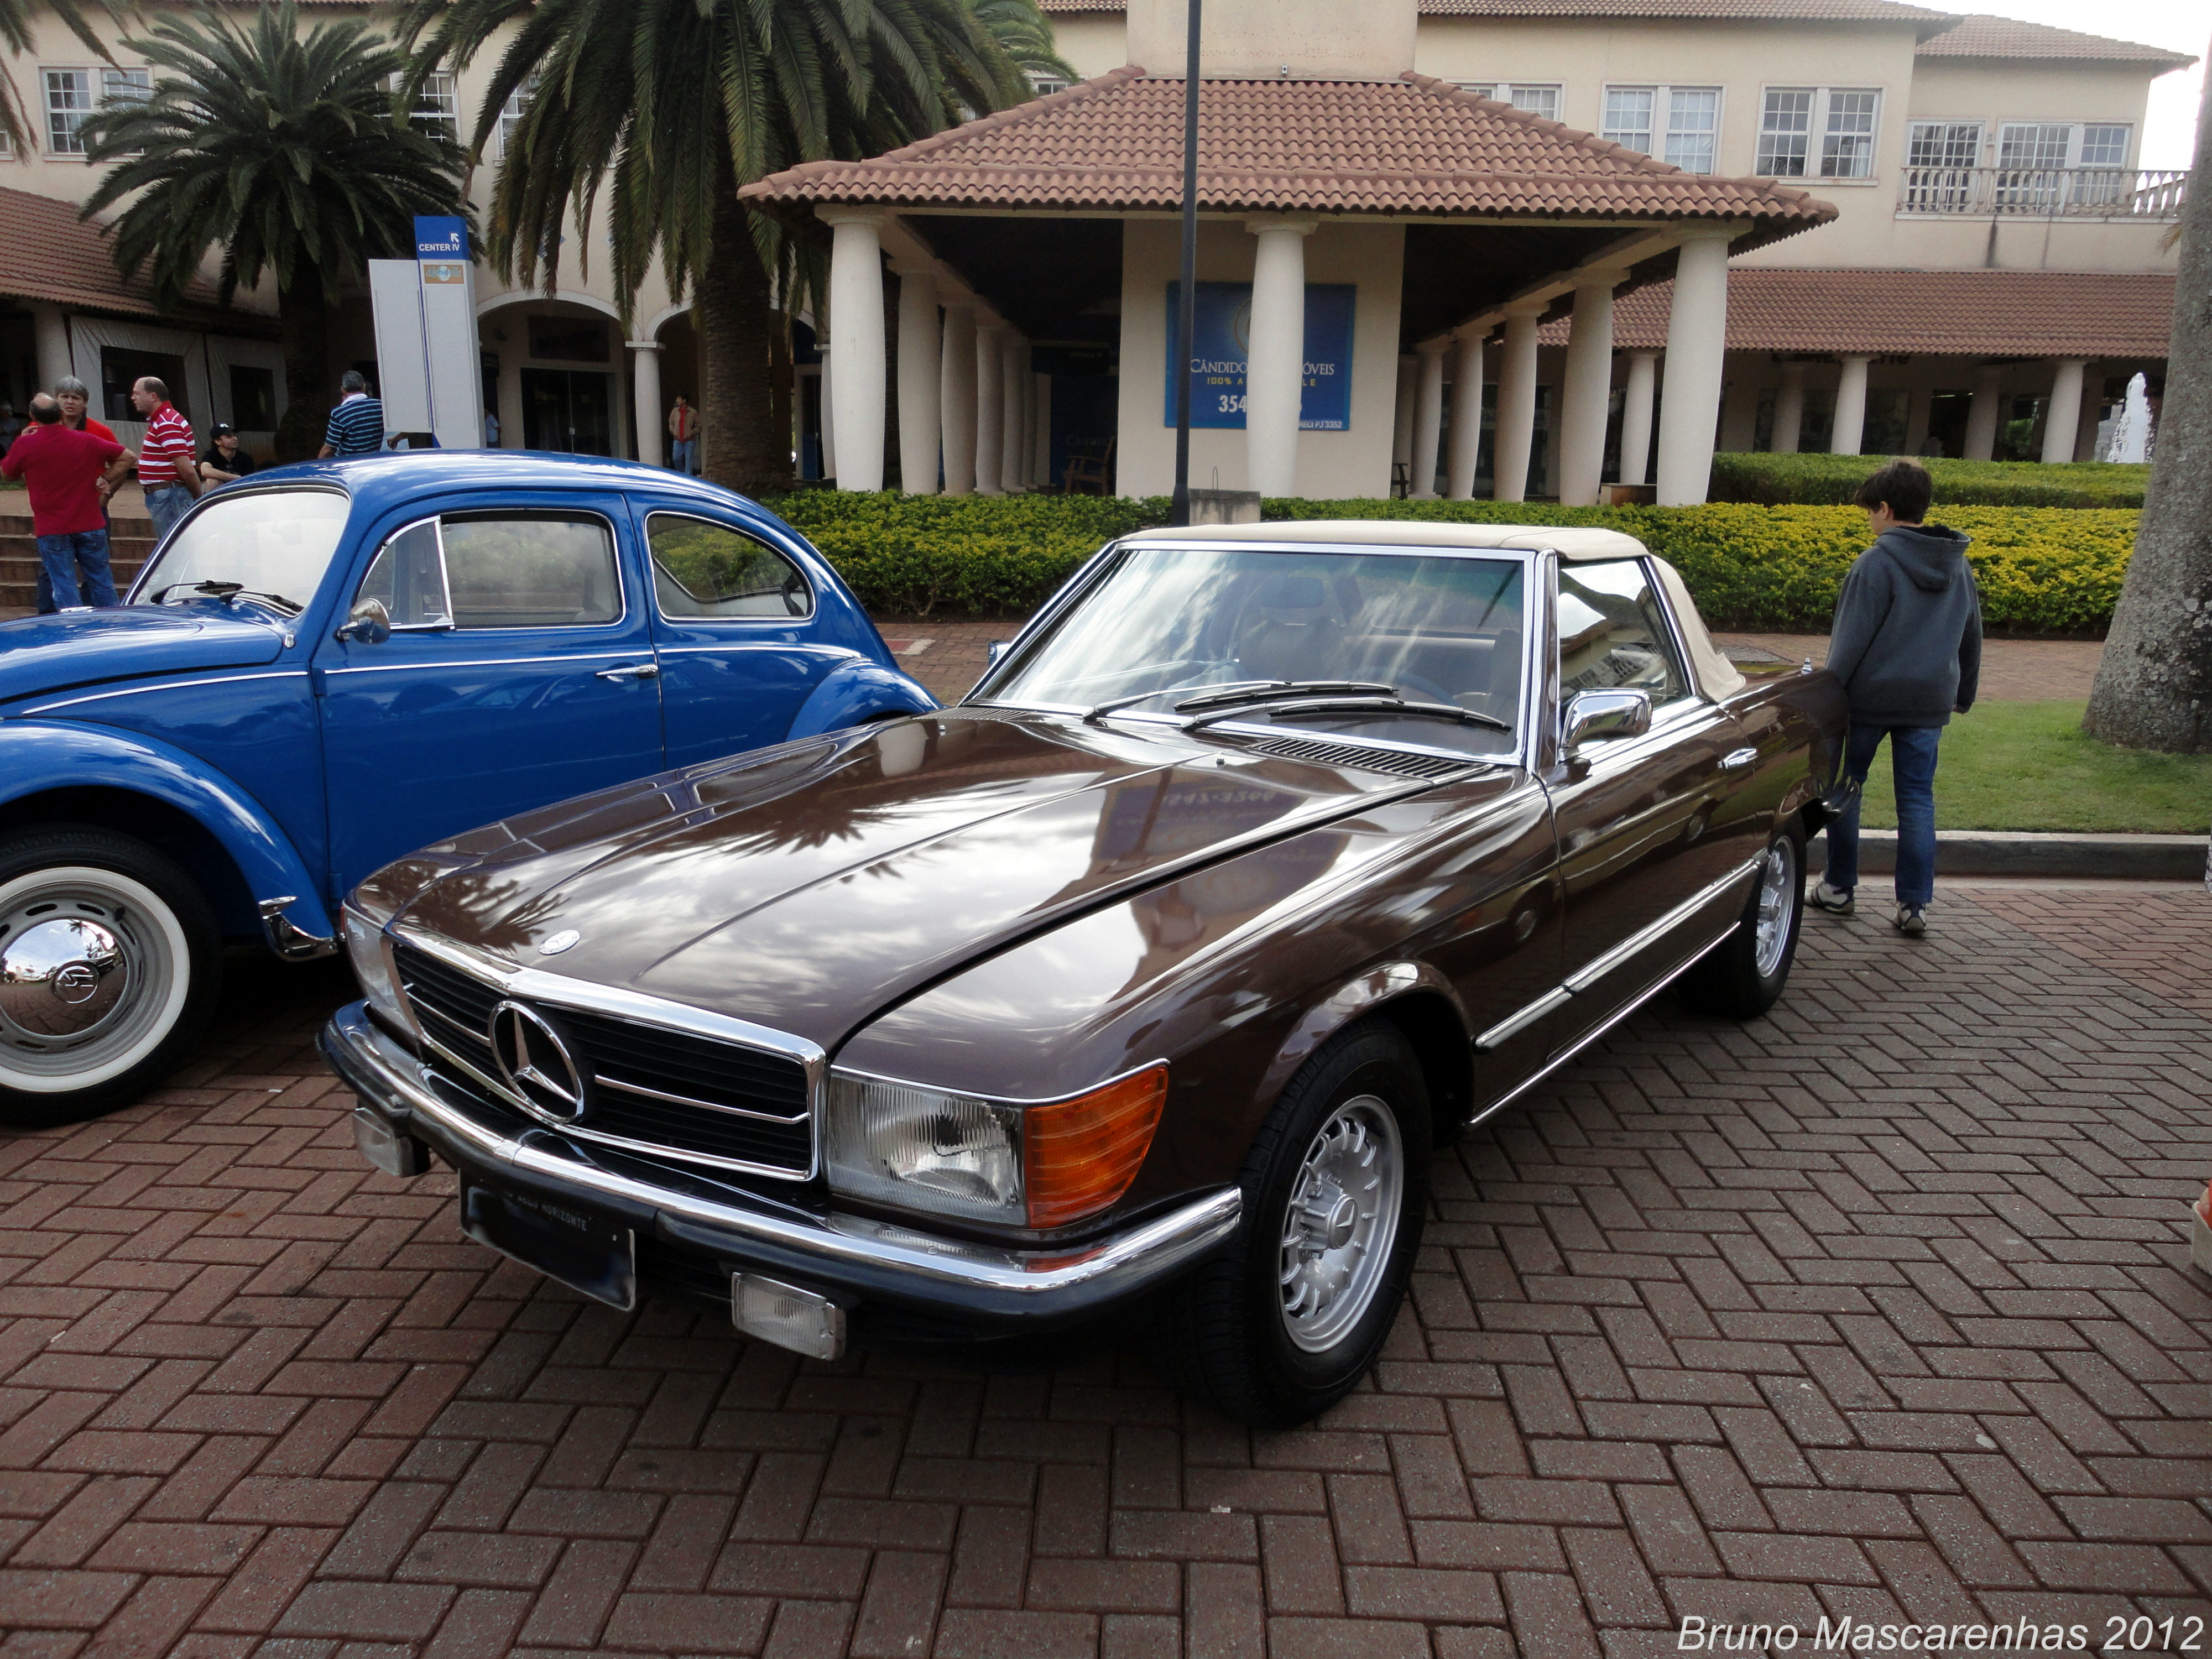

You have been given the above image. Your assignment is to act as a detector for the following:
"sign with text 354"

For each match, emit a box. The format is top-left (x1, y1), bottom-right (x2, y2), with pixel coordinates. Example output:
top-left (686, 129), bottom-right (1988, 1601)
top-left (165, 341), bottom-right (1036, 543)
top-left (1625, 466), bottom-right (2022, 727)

top-left (1164, 282), bottom-right (1356, 431)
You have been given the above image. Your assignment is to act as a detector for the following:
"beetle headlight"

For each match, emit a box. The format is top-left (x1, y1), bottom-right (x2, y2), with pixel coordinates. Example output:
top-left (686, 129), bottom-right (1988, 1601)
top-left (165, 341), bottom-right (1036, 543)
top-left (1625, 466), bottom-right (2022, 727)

top-left (340, 902), bottom-right (418, 1041)
top-left (825, 1065), bottom-right (1168, 1230)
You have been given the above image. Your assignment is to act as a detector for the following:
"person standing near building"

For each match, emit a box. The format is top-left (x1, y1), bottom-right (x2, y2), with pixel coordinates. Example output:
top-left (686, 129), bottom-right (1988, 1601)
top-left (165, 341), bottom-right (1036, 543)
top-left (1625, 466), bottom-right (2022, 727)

top-left (668, 394), bottom-right (700, 475)
top-left (1808, 458), bottom-right (1983, 937)
top-left (132, 377), bottom-right (201, 542)
top-left (318, 370), bottom-right (385, 457)
top-left (35, 377), bottom-right (122, 613)
top-left (2, 395), bottom-right (132, 607)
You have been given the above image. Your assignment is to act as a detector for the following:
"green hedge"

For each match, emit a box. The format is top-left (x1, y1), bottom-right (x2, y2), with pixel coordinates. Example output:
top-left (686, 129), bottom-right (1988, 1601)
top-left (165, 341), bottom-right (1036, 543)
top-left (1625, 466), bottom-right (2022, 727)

top-left (1707, 452), bottom-right (2150, 509)
top-left (761, 492), bottom-right (2133, 635)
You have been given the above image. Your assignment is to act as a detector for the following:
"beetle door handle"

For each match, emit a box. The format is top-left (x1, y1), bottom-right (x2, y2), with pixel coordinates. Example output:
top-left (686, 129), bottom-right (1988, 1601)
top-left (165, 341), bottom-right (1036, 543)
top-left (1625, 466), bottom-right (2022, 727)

top-left (1719, 746), bottom-right (1759, 770)
top-left (596, 661), bottom-right (661, 682)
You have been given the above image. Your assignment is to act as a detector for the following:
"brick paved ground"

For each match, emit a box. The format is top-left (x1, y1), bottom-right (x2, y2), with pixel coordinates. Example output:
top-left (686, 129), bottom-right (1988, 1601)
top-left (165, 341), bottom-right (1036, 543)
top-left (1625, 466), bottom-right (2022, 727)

top-left (3, 883), bottom-right (2208, 1658)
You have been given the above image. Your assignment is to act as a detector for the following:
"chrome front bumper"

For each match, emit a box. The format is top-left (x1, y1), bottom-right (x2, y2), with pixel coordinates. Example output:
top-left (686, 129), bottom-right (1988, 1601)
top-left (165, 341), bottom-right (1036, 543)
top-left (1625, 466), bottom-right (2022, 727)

top-left (320, 1000), bottom-right (1241, 1324)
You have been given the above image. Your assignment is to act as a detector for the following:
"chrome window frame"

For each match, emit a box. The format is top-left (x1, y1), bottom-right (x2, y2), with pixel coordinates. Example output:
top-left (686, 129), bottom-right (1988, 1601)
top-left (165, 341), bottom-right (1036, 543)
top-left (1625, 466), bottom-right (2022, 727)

top-left (1552, 553), bottom-right (1704, 729)
top-left (354, 514), bottom-right (456, 632)
top-left (349, 507), bottom-right (631, 634)
top-left (643, 509), bottom-right (816, 625)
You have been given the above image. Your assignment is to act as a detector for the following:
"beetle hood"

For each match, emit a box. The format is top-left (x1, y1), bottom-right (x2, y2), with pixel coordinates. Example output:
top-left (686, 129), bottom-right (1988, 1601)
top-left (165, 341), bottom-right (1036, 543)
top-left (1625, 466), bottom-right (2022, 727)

top-left (393, 709), bottom-right (1472, 1048)
top-left (0, 605), bottom-right (288, 706)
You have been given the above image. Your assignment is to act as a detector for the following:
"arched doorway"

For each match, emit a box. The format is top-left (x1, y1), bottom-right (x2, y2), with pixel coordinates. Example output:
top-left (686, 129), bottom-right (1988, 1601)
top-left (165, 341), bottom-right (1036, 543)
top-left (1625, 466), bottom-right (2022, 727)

top-left (479, 295), bottom-right (628, 456)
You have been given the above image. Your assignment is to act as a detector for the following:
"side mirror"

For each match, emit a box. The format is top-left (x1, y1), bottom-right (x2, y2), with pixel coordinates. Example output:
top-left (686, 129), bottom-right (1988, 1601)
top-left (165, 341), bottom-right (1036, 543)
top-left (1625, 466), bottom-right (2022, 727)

top-left (1562, 688), bottom-right (1651, 754)
top-left (335, 596), bottom-right (391, 646)
top-left (986, 641), bottom-right (1011, 666)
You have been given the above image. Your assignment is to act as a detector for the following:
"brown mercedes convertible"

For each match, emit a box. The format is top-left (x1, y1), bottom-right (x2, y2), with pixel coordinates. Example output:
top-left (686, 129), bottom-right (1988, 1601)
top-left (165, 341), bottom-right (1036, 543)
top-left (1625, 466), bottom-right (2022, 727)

top-left (324, 521), bottom-right (1846, 1425)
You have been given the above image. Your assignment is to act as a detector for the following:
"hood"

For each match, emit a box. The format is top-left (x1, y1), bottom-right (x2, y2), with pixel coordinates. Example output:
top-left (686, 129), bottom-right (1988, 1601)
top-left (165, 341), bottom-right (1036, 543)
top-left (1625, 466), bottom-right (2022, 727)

top-left (395, 711), bottom-right (1468, 1048)
top-left (1874, 523), bottom-right (1973, 593)
top-left (0, 604), bottom-right (288, 706)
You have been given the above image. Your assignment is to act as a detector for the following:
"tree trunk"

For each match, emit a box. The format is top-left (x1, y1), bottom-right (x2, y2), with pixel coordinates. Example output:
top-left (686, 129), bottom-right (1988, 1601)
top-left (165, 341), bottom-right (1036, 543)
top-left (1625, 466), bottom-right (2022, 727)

top-left (274, 264), bottom-right (330, 464)
top-left (2081, 52), bottom-right (2212, 752)
top-left (696, 156), bottom-right (792, 498)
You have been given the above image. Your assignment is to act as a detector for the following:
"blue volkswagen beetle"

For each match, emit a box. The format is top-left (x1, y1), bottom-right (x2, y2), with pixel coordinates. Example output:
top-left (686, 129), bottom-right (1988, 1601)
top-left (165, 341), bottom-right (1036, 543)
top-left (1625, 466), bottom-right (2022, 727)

top-left (0, 452), bottom-right (934, 1127)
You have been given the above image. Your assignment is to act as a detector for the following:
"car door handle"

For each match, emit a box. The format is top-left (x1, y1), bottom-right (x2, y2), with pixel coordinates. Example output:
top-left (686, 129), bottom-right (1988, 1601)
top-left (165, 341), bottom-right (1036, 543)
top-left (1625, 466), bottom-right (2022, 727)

top-left (596, 662), bottom-right (660, 682)
top-left (1719, 746), bottom-right (1759, 770)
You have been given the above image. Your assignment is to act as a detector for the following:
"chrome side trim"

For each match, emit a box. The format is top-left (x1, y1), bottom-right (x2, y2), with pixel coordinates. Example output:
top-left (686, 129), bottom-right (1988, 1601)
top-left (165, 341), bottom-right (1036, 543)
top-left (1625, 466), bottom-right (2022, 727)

top-left (24, 670), bottom-right (308, 714)
top-left (258, 895), bottom-right (338, 962)
top-left (325, 1003), bottom-right (1241, 1317)
top-left (1474, 987), bottom-right (1572, 1052)
top-left (595, 1073), bottom-right (811, 1126)
top-left (324, 650), bottom-right (654, 677)
top-left (1561, 855), bottom-right (1761, 995)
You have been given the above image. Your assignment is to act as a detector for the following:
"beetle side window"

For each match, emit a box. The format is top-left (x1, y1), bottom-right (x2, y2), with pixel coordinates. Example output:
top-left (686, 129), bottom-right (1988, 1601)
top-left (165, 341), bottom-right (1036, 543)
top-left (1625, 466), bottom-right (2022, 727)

top-left (649, 514), bottom-right (813, 619)
top-left (1557, 560), bottom-right (1691, 706)
top-left (444, 517), bottom-right (621, 628)
top-left (355, 521), bottom-right (452, 629)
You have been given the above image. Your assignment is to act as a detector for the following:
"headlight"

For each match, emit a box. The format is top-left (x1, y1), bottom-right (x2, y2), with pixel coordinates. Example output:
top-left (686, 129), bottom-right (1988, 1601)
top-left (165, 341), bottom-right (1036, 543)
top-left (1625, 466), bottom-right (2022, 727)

top-left (826, 1064), bottom-right (1168, 1230)
top-left (340, 902), bottom-right (417, 1040)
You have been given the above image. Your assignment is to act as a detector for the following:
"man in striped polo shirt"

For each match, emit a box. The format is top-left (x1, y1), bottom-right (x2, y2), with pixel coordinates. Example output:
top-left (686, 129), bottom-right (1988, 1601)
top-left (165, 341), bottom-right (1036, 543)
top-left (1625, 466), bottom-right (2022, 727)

top-left (319, 370), bottom-right (385, 458)
top-left (131, 377), bottom-right (201, 542)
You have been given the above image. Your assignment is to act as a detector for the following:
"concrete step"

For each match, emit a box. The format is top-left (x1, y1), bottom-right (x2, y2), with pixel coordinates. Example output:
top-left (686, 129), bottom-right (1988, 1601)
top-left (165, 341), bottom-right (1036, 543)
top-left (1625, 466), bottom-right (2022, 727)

top-left (0, 515), bottom-right (154, 538)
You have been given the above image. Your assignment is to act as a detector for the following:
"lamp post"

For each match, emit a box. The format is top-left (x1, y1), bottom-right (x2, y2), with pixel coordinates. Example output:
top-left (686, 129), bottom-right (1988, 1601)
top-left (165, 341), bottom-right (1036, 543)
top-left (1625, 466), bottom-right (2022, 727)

top-left (1169, 0), bottom-right (1202, 526)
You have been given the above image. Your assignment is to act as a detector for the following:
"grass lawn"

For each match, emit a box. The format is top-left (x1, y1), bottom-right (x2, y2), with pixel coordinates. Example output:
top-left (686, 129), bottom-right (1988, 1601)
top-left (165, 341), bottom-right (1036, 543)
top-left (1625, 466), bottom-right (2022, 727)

top-left (1855, 701), bottom-right (2212, 834)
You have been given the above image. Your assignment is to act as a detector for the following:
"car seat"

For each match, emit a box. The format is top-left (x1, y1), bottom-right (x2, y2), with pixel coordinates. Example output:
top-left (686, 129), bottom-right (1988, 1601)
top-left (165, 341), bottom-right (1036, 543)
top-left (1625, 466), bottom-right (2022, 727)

top-left (1232, 572), bottom-right (1347, 685)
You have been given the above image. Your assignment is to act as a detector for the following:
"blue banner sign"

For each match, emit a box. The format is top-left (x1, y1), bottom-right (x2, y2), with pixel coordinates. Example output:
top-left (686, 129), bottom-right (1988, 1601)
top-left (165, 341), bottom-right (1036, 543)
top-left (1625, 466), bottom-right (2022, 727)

top-left (414, 216), bottom-right (469, 262)
top-left (1164, 281), bottom-right (1355, 431)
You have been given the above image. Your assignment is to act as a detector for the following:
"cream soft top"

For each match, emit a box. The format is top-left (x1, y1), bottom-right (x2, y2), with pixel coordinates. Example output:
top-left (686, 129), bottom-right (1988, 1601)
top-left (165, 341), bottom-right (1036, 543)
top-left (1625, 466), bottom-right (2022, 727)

top-left (1119, 519), bottom-right (1746, 700)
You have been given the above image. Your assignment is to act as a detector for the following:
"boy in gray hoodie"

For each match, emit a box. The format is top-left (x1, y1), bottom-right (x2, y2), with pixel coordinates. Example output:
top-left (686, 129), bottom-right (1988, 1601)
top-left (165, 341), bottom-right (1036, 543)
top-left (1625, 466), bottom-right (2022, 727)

top-left (1809, 458), bottom-right (1983, 936)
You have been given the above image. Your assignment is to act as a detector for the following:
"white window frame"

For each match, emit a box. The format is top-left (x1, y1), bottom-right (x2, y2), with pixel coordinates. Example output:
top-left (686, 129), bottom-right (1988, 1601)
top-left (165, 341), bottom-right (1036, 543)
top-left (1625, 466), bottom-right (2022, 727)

top-left (42, 66), bottom-right (96, 155)
top-left (1758, 85), bottom-right (1883, 182)
top-left (1453, 82), bottom-right (1563, 122)
top-left (395, 69), bottom-right (459, 142)
top-left (495, 71), bottom-right (540, 159)
top-left (1997, 119), bottom-right (2133, 171)
top-left (1027, 72), bottom-right (1070, 98)
top-left (1906, 118), bottom-right (1984, 169)
top-left (1601, 83), bottom-right (1723, 174)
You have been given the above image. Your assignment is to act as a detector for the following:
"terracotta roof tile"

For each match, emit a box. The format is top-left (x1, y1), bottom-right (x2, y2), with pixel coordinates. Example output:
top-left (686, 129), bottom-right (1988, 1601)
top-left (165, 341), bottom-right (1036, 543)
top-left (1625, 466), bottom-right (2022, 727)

top-left (743, 69), bottom-right (1835, 231)
top-left (0, 184), bottom-right (243, 324)
top-left (1531, 268), bottom-right (2176, 356)
top-left (1914, 14), bottom-right (2195, 66)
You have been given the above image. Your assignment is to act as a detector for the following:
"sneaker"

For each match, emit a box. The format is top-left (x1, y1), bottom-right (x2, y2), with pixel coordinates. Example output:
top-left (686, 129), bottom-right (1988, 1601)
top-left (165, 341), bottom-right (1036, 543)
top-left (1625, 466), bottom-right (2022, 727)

top-left (1893, 904), bottom-right (1927, 937)
top-left (1808, 881), bottom-right (1855, 916)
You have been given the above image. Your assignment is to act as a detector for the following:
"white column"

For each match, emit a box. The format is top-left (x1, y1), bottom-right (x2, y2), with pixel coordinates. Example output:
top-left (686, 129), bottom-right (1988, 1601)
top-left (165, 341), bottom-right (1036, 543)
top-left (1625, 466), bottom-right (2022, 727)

top-left (817, 346), bottom-right (837, 479)
top-left (1558, 269), bottom-right (1620, 507)
top-left (1618, 351), bottom-right (1658, 487)
top-left (1444, 329), bottom-right (1487, 500)
top-left (1411, 340), bottom-right (1448, 499)
top-left (31, 304), bottom-right (71, 391)
top-left (895, 267), bottom-right (942, 495)
top-left (974, 324), bottom-right (1004, 496)
top-left (1964, 364), bottom-right (2005, 461)
top-left (1655, 228), bottom-right (1731, 507)
top-left (998, 332), bottom-right (1026, 493)
top-left (1772, 362), bottom-right (1806, 454)
top-left (939, 302), bottom-right (977, 495)
top-left (1391, 356), bottom-right (1418, 478)
top-left (628, 341), bottom-right (664, 467)
top-left (1831, 354), bottom-right (1871, 456)
top-left (823, 209), bottom-right (888, 492)
top-left (1245, 216), bottom-right (1315, 498)
top-left (2042, 358), bottom-right (2087, 464)
top-left (1491, 301), bottom-right (1543, 504)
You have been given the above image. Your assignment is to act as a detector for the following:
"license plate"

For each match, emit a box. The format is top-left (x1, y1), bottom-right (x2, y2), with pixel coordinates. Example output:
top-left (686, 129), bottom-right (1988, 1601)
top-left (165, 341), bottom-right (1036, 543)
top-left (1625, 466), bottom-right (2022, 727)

top-left (462, 1182), bottom-right (637, 1310)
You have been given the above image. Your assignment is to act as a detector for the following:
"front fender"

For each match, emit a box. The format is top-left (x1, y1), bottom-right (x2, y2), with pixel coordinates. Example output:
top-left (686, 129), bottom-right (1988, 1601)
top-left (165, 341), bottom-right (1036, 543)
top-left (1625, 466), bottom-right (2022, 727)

top-left (785, 659), bottom-right (937, 740)
top-left (0, 720), bottom-right (334, 948)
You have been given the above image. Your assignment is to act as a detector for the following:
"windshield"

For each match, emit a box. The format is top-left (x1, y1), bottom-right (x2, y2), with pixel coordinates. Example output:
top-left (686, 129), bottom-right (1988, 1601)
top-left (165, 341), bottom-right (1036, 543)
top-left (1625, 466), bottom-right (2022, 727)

top-left (135, 488), bottom-right (351, 613)
top-left (986, 545), bottom-right (1527, 754)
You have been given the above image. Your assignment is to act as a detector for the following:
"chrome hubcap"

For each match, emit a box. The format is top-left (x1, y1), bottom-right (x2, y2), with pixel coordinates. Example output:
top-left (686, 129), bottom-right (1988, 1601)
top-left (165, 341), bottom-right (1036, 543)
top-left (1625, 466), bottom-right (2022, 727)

top-left (0, 917), bottom-right (129, 1037)
top-left (0, 868), bottom-right (186, 1092)
top-left (1279, 1095), bottom-right (1403, 1353)
top-left (1752, 839), bottom-right (1795, 979)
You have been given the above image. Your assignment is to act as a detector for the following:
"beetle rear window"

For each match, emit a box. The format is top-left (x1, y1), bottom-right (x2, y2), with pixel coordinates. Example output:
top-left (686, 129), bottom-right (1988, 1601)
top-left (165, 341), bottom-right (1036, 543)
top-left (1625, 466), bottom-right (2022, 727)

top-left (136, 488), bottom-right (349, 612)
top-left (648, 514), bottom-right (812, 619)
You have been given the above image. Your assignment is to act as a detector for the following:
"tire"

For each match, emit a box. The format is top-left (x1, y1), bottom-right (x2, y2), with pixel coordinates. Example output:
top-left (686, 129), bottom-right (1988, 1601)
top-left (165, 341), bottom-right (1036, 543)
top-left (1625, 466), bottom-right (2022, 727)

top-left (1162, 1019), bottom-right (1430, 1427)
top-left (1674, 820), bottom-right (1806, 1020)
top-left (0, 825), bottom-right (223, 1131)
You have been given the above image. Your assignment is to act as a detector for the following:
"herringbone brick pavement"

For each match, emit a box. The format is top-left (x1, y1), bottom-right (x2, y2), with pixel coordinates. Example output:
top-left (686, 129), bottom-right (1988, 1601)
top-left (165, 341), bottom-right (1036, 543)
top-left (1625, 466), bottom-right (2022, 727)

top-left (3, 885), bottom-right (2207, 1658)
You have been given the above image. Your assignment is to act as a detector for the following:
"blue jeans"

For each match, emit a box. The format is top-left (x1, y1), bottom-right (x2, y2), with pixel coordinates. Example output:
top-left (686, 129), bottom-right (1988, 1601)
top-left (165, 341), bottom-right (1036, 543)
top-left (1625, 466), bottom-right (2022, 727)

top-left (1826, 722), bottom-right (1942, 907)
top-left (143, 483), bottom-right (192, 542)
top-left (36, 529), bottom-right (117, 608)
top-left (670, 436), bottom-right (698, 475)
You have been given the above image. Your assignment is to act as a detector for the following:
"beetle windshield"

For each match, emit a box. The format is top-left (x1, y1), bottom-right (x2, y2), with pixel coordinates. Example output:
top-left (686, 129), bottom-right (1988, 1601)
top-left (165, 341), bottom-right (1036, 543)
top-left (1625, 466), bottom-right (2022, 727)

top-left (985, 545), bottom-right (1527, 753)
top-left (135, 488), bottom-right (350, 614)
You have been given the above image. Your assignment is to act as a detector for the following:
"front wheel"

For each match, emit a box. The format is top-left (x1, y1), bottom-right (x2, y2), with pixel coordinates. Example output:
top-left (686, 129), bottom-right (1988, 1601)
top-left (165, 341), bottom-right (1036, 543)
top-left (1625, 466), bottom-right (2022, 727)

top-left (0, 826), bottom-right (223, 1131)
top-left (1674, 820), bottom-right (1806, 1020)
top-left (1161, 1019), bottom-right (1430, 1426)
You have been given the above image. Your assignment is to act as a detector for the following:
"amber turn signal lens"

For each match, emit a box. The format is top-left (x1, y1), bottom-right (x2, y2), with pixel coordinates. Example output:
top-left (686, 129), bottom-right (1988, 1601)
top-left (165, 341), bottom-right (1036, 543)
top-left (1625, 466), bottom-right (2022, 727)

top-left (1022, 1065), bottom-right (1169, 1230)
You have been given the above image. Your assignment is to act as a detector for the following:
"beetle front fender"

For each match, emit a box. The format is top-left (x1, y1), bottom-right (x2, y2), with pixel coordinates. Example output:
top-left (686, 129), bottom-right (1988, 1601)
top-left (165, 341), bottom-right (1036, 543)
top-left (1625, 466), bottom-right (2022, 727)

top-left (0, 720), bottom-right (335, 950)
top-left (785, 659), bottom-right (938, 740)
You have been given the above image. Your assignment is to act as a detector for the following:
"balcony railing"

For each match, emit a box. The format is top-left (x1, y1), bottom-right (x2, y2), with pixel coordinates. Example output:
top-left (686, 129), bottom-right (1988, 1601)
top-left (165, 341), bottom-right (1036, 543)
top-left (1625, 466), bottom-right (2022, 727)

top-left (1897, 166), bottom-right (2189, 219)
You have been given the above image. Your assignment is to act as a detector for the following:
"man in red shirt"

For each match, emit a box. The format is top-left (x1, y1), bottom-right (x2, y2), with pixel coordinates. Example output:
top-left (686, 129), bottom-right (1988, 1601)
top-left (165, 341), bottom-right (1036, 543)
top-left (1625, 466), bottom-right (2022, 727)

top-left (35, 375), bottom-right (121, 612)
top-left (131, 375), bottom-right (201, 543)
top-left (1, 395), bottom-right (132, 607)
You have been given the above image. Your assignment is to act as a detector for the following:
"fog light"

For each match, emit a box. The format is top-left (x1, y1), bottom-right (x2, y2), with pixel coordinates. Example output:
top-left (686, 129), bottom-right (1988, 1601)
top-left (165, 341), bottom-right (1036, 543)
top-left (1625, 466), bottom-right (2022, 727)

top-left (353, 1108), bottom-right (431, 1178)
top-left (732, 1272), bottom-right (847, 1360)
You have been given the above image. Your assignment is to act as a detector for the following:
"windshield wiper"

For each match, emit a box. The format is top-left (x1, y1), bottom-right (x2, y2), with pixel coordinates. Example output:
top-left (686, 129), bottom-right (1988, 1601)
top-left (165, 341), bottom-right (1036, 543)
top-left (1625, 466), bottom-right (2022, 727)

top-left (1186, 695), bottom-right (1513, 734)
top-left (1084, 680), bottom-right (1281, 723)
top-left (1172, 680), bottom-right (1400, 714)
top-left (149, 579), bottom-right (300, 615)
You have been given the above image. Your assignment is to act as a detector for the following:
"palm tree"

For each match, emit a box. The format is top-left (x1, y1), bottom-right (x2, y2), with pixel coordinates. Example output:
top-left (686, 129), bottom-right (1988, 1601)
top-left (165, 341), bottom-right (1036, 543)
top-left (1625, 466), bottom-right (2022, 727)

top-left (0, 0), bottom-right (114, 158)
top-left (969, 0), bottom-right (1076, 88)
top-left (399, 0), bottom-right (1035, 496)
top-left (79, 2), bottom-right (471, 460)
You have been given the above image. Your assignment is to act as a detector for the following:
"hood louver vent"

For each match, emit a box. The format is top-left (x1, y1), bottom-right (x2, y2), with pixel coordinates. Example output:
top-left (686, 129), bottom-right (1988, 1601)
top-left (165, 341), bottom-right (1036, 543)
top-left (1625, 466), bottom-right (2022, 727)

top-left (1247, 737), bottom-right (1472, 780)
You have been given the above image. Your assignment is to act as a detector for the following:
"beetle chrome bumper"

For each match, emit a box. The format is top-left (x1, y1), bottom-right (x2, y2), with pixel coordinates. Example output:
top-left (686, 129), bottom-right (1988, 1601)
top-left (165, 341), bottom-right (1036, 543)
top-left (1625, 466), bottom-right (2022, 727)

top-left (319, 1000), bottom-right (1240, 1324)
